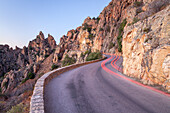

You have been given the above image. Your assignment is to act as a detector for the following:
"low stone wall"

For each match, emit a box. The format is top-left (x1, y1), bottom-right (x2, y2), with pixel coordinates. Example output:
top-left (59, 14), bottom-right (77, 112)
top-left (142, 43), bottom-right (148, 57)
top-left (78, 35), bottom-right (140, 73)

top-left (30, 58), bottom-right (106, 113)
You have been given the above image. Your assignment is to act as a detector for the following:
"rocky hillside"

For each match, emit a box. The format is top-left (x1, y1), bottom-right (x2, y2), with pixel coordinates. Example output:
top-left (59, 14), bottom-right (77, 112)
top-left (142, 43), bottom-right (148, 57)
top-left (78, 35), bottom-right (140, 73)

top-left (122, 1), bottom-right (170, 92)
top-left (0, 0), bottom-right (169, 112)
top-left (58, 0), bottom-right (170, 93)
top-left (0, 31), bottom-right (57, 112)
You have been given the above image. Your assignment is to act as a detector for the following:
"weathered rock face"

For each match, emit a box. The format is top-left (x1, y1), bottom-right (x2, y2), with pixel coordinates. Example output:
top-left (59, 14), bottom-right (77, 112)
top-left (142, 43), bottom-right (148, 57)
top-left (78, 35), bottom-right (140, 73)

top-left (28, 31), bottom-right (56, 63)
top-left (122, 5), bottom-right (170, 92)
top-left (58, 0), bottom-right (152, 57)
top-left (56, 0), bottom-right (170, 93)
top-left (0, 31), bottom-right (57, 94)
top-left (0, 1), bottom-right (170, 111)
top-left (0, 45), bottom-right (27, 77)
top-left (1, 64), bottom-right (33, 94)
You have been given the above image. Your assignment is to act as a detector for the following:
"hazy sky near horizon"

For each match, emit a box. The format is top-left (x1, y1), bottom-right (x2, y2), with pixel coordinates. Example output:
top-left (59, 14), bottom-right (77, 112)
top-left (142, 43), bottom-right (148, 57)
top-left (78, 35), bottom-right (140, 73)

top-left (0, 0), bottom-right (111, 48)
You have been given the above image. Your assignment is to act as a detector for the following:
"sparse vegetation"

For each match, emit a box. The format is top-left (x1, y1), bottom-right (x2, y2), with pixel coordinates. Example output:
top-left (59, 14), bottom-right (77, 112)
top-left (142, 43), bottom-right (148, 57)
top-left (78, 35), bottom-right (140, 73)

top-left (37, 35), bottom-right (40, 39)
top-left (38, 72), bottom-right (44, 78)
top-left (51, 64), bottom-right (59, 70)
top-left (29, 46), bottom-right (33, 50)
top-left (87, 27), bottom-right (92, 33)
top-left (80, 52), bottom-right (85, 57)
top-left (132, 17), bottom-right (139, 24)
top-left (83, 23), bottom-right (89, 30)
top-left (52, 49), bottom-right (56, 53)
top-left (136, 9), bottom-right (143, 15)
top-left (21, 72), bottom-right (35, 84)
top-left (97, 17), bottom-right (100, 24)
top-left (37, 50), bottom-right (40, 56)
top-left (40, 52), bottom-right (43, 55)
top-left (3, 81), bottom-right (8, 89)
top-left (117, 35), bottom-right (123, 52)
top-left (83, 23), bottom-right (92, 33)
top-left (117, 19), bottom-right (127, 52)
top-left (143, 27), bottom-right (150, 33)
top-left (144, 37), bottom-right (152, 43)
top-left (7, 103), bottom-right (27, 113)
top-left (88, 34), bottom-right (94, 40)
top-left (58, 55), bottom-right (62, 60)
top-left (45, 54), bottom-right (49, 58)
top-left (109, 42), bottom-right (115, 49)
top-left (133, 1), bottom-right (143, 7)
top-left (127, 23), bottom-right (132, 26)
top-left (86, 51), bottom-right (102, 61)
top-left (84, 49), bottom-right (91, 55)
top-left (127, 17), bottom-right (140, 26)
top-left (62, 54), bottom-right (76, 67)
top-left (119, 19), bottom-right (127, 34)
top-left (80, 49), bottom-right (92, 58)
top-left (99, 28), bottom-right (104, 31)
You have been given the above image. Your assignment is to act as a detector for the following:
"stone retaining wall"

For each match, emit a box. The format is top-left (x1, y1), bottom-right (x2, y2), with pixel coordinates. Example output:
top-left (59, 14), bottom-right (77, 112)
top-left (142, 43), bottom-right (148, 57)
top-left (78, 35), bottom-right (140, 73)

top-left (30, 58), bottom-right (106, 113)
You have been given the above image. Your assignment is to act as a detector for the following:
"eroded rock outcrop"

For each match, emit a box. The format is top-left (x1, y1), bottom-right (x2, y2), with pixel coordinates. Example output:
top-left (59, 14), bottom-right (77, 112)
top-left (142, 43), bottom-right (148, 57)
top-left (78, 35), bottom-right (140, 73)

top-left (1, 0), bottom-right (170, 111)
top-left (123, 5), bottom-right (170, 92)
top-left (0, 31), bottom-right (57, 94)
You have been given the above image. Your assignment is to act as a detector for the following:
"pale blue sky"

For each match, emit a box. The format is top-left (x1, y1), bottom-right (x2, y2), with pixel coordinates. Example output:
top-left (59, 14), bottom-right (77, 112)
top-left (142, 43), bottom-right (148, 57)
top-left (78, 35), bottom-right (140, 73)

top-left (0, 0), bottom-right (111, 48)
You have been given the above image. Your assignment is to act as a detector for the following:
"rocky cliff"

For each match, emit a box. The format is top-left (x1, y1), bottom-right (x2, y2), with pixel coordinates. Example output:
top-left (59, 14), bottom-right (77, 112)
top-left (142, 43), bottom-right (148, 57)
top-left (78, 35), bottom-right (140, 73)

top-left (57, 0), bottom-right (170, 93)
top-left (122, 1), bottom-right (170, 92)
top-left (0, 0), bottom-right (169, 112)
top-left (0, 31), bottom-right (56, 112)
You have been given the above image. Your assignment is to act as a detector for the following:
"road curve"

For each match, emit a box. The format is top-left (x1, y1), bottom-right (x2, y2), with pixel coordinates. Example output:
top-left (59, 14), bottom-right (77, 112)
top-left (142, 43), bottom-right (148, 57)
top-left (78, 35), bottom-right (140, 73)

top-left (44, 55), bottom-right (170, 113)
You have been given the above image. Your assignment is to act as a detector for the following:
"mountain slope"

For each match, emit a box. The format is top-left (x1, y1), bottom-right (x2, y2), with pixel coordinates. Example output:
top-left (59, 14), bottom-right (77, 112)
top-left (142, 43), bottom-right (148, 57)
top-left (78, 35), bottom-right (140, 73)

top-left (0, 0), bottom-right (169, 112)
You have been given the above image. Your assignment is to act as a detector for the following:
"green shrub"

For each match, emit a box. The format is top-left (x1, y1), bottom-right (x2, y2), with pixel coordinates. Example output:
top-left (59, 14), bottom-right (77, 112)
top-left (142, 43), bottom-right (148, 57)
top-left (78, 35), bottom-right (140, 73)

top-left (62, 54), bottom-right (76, 66)
top-left (93, 28), bottom-right (96, 31)
top-left (86, 51), bottom-right (102, 61)
top-left (143, 27), bottom-right (150, 33)
top-left (45, 54), bottom-right (49, 58)
top-left (3, 81), bottom-right (8, 89)
top-left (84, 49), bottom-right (91, 55)
top-left (83, 23), bottom-right (89, 30)
top-left (119, 19), bottom-right (127, 35)
top-left (99, 28), bottom-right (104, 31)
top-left (58, 55), bottom-right (62, 60)
top-left (144, 37), bottom-right (152, 43)
top-left (83, 23), bottom-right (92, 33)
top-left (51, 64), bottom-right (59, 70)
top-left (52, 49), bottom-right (56, 53)
top-left (117, 19), bottom-right (127, 52)
top-left (97, 17), bottom-right (100, 23)
top-left (7, 103), bottom-right (25, 113)
top-left (136, 9), bottom-right (143, 14)
top-left (132, 17), bottom-right (139, 24)
top-left (87, 27), bottom-right (92, 33)
top-left (117, 35), bottom-right (123, 52)
top-left (22, 72), bottom-right (35, 84)
top-left (29, 46), bottom-right (33, 50)
top-left (88, 34), bottom-right (94, 40)
top-left (27, 72), bottom-right (35, 79)
top-left (127, 23), bottom-right (132, 26)
top-left (37, 50), bottom-right (40, 56)
top-left (109, 42), bottom-right (115, 49)
top-left (127, 17), bottom-right (140, 26)
top-left (80, 52), bottom-right (85, 57)
top-left (133, 1), bottom-right (142, 7)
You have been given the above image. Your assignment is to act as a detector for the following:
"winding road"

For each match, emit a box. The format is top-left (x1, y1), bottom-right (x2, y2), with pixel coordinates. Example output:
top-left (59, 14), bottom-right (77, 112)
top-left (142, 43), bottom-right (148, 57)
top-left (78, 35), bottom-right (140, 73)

top-left (44, 55), bottom-right (170, 113)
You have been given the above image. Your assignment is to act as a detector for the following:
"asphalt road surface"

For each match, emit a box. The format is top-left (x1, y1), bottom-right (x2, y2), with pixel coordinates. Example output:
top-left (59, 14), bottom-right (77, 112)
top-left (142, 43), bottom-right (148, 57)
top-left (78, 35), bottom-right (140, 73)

top-left (44, 55), bottom-right (170, 113)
